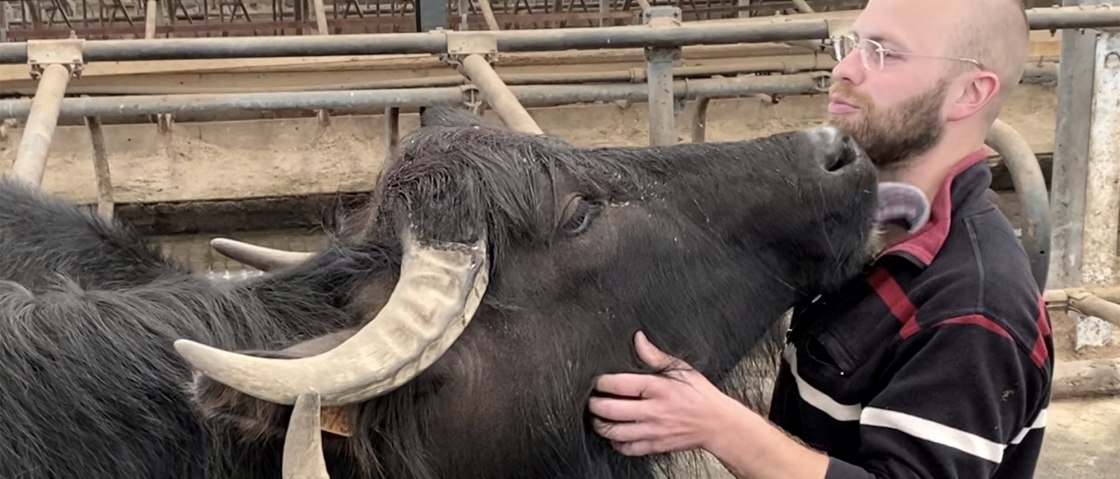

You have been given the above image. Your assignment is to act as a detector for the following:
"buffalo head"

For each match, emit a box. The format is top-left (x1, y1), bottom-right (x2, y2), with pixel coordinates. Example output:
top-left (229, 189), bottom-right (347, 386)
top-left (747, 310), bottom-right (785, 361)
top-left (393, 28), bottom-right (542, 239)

top-left (177, 107), bottom-right (884, 478)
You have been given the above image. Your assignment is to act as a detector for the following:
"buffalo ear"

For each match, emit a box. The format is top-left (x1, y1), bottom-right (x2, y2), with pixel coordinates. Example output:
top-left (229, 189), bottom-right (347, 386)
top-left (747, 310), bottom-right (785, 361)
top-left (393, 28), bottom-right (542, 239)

top-left (188, 329), bottom-right (360, 441)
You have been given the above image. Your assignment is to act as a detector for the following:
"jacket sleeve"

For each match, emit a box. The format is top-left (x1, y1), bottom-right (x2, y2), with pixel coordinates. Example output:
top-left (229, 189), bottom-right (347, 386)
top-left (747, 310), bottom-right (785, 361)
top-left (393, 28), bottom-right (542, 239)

top-left (819, 313), bottom-right (1051, 479)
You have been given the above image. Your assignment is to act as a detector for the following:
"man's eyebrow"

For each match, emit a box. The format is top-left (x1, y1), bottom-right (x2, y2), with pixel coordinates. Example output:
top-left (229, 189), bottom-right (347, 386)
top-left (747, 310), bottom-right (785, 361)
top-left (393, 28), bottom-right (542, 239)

top-left (854, 30), bottom-right (910, 51)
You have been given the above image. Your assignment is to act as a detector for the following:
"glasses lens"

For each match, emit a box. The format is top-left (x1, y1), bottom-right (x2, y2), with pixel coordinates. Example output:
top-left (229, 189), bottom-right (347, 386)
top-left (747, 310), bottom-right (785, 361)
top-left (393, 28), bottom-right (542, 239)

top-left (832, 36), bottom-right (853, 61)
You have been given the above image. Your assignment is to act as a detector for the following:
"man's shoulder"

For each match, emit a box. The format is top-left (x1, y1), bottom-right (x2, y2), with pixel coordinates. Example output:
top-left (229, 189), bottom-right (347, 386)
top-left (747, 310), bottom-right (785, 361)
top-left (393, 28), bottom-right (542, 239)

top-left (913, 197), bottom-right (1047, 352)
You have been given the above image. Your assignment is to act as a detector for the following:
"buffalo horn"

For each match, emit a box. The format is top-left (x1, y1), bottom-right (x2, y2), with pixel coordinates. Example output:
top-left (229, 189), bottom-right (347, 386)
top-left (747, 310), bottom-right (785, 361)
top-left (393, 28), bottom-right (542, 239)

top-left (210, 238), bottom-right (315, 271)
top-left (174, 227), bottom-right (489, 406)
top-left (283, 392), bottom-right (331, 479)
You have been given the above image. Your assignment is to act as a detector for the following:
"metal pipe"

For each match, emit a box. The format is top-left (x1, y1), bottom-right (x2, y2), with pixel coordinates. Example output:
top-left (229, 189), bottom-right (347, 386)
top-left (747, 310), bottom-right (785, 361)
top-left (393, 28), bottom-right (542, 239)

top-left (458, 54), bottom-right (544, 134)
top-left (0, 22), bottom-right (826, 64)
top-left (7, 64), bottom-right (72, 187)
top-left (646, 47), bottom-right (679, 146)
top-left (1068, 290), bottom-right (1120, 327)
top-left (313, 0), bottom-right (329, 35)
top-left (985, 119), bottom-right (1051, 291)
top-left (506, 72), bottom-right (825, 107)
top-left (1028, 4), bottom-right (1120, 30)
top-left (385, 106), bottom-right (400, 161)
top-left (1051, 358), bottom-right (1120, 400)
top-left (1, 6), bottom-right (1115, 64)
top-left (0, 73), bottom-right (826, 121)
top-left (1048, 0), bottom-right (1101, 290)
top-left (477, 0), bottom-right (500, 31)
top-left (144, 0), bottom-right (158, 39)
top-left (791, 0), bottom-right (814, 13)
top-left (692, 97), bottom-right (711, 143)
top-left (1082, 27), bottom-right (1120, 287)
top-left (644, 7), bottom-right (683, 146)
top-left (85, 115), bottom-right (115, 219)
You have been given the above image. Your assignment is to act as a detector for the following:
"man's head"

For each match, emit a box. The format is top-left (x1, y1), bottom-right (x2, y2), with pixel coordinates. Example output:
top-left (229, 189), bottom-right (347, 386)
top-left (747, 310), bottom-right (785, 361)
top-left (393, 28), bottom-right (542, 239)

top-left (826, 0), bottom-right (1030, 171)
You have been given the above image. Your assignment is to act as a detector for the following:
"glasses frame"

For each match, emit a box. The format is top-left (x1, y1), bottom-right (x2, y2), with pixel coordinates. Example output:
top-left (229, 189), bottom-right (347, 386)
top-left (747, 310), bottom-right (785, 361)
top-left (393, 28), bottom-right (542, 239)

top-left (828, 34), bottom-right (984, 71)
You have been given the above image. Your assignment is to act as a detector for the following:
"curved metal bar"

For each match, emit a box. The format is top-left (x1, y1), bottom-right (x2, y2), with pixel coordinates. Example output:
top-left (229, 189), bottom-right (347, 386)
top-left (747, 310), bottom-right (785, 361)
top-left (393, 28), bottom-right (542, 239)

top-left (985, 119), bottom-right (1051, 291)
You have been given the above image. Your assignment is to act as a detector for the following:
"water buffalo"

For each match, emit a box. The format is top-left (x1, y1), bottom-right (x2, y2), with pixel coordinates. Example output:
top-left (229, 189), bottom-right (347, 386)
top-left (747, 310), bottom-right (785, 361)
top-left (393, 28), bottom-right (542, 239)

top-left (0, 107), bottom-right (886, 479)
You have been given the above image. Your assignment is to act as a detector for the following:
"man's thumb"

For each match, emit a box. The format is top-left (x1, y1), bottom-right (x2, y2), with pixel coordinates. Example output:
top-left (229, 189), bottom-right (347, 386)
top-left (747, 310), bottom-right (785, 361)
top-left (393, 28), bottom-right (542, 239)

top-left (634, 331), bottom-right (678, 370)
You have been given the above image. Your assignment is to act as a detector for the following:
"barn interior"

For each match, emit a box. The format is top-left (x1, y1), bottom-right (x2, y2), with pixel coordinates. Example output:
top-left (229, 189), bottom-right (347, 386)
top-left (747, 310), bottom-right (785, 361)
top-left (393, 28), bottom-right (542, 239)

top-left (1, 0), bottom-right (1118, 477)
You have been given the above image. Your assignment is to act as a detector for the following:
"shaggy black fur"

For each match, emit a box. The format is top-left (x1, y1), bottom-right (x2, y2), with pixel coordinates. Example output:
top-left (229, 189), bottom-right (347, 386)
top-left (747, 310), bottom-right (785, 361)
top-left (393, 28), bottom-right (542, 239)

top-left (0, 106), bottom-right (878, 479)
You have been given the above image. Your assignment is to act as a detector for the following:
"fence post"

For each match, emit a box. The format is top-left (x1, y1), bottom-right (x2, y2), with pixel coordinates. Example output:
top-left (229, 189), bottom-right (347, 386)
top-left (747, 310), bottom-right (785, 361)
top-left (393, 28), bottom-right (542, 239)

top-left (6, 37), bottom-right (84, 188)
top-left (1082, 3), bottom-right (1120, 287)
top-left (643, 6), bottom-right (683, 146)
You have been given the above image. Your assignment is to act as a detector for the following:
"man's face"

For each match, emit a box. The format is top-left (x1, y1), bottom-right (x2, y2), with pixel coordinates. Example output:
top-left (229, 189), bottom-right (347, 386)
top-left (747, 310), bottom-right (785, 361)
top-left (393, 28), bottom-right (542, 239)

top-left (825, 0), bottom-right (955, 171)
top-left (827, 76), bottom-right (948, 171)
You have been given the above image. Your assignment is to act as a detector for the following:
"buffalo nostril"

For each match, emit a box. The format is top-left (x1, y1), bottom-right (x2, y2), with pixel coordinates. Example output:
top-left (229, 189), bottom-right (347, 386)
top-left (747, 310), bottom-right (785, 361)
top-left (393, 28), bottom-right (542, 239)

top-left (807, 126), bottom-right (860, 173)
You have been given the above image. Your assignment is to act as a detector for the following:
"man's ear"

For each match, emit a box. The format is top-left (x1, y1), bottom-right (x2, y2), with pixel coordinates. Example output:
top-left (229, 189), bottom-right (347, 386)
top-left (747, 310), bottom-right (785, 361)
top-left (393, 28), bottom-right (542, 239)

top-left (946, 71), bottom-right (1001, 122)
top-left (188, 328), bottom-right (360, 442)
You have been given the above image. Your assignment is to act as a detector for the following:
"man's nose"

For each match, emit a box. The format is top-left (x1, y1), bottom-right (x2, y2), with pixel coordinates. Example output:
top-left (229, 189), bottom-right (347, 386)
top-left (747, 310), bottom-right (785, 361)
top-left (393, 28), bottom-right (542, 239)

top-left (831, 47), bottom-right (864, 86)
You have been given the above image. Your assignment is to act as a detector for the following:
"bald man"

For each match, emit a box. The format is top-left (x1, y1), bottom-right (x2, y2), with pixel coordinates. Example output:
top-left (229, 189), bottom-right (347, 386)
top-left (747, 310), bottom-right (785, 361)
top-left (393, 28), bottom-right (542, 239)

top-left (588, 0), bottom-right (1053, 478)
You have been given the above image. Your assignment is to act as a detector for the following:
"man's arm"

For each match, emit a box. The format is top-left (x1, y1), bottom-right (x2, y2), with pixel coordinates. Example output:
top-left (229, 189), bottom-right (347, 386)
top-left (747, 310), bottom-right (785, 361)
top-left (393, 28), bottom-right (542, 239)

top-left (590, 315), bottom-right (1050, 479)
top-left (795, 313), bottom-right (1051, 479)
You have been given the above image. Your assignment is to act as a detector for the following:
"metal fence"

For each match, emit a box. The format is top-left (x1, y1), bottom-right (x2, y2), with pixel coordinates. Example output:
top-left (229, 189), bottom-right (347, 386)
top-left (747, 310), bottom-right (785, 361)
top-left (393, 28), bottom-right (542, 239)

top-left (1, 0), bottom-right (872, 40)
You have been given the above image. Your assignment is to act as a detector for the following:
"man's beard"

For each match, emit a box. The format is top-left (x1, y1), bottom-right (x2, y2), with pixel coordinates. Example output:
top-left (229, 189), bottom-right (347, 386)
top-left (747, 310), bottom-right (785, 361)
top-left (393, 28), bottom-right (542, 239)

top-left (827, 79), bottom-right (949, 172)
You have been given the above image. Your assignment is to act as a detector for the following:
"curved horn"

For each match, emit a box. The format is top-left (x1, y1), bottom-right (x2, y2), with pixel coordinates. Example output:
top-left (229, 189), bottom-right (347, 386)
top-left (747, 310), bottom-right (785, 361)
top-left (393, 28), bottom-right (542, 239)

top-left (175, 227), bottom-right (489, 407)
top-left (283, 392), bottom-right (331, 479)
top-left (210, 238), bottom-right (315, 271)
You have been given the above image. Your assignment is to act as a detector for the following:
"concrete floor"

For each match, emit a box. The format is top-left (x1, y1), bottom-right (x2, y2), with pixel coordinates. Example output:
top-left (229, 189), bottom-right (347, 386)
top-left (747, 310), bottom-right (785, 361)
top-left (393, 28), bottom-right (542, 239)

top-left (1038, 396), bottom-right (1120, 479)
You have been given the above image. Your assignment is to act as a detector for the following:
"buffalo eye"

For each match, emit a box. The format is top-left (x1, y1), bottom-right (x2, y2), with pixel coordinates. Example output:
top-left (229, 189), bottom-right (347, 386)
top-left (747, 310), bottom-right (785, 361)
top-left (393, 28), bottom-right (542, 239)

top-left (560, 197), bottom-right (603, 236)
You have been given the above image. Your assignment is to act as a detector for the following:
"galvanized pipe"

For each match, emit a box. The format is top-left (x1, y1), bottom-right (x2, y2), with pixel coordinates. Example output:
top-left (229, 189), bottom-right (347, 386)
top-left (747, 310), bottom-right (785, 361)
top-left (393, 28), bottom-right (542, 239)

top-left (1048, 0), bottom-right (1102, 290)
top-left (313, 0), bottom-right (329, 35)
top-left (7, 64), bottom-right (72, 187)
top-left (644, 7), bottom-right (684, 146)
top-left (85, 115), bottom-right (115, 219)
top-left (0, 22), bottom-right (826, 64)
top-left (0, 73), bottom-right (826, 121)
top-left (692, 97), bottom-right (711, 143)
top-left (985, 119), bottom-right (1052, 291)
top-left (458, 54), bottom-right (543, 134)
top-left (1028, 4), bottom-right (1120, 30)
top-left (646, 47), bottom-right (679, 145)
top-left (1082, 27), bottom-right (1120, 287)
top-left (385, 106), bottom-right (400, 161)
top-left (144, 0), bottom-right (158, 39)
top-left (0, 6), bottom-right (1115, 64)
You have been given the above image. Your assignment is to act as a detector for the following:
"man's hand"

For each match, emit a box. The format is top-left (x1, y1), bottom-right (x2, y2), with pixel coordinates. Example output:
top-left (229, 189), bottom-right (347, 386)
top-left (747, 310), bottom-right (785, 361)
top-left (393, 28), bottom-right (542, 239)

top-left (588, 330), bottom-right (742, 456)
top-left (588, 331), bottom-right (831, 479)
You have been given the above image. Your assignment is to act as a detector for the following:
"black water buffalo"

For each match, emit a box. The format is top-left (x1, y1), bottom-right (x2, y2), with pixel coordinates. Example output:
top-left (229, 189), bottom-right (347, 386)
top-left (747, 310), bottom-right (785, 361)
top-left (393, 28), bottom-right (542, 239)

top-left (0, 107), bottom-right (882, 479)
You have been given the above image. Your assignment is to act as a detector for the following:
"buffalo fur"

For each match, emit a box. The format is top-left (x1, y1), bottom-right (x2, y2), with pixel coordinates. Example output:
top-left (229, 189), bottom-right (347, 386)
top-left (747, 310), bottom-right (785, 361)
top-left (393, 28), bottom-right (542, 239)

top-left (0, 106), bottom-right (878, 479)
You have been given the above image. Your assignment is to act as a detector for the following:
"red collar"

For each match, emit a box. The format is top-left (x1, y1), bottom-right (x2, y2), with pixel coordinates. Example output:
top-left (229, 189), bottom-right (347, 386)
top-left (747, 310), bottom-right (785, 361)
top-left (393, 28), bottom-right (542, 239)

top-left (878, 148), bottom-right (990, 267)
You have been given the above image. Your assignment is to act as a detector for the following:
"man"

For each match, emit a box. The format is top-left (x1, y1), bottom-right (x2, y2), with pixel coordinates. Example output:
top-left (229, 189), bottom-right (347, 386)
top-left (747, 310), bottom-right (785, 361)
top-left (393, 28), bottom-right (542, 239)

top-left (588, 0), bottom-right (1054, 478)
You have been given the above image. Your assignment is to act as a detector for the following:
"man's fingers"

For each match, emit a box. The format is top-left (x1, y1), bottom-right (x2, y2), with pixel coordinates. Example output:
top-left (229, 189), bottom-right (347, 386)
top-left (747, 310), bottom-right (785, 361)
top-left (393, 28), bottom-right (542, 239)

top-left (611, 440), bottom-right (660, 457)
top-left (588, 396), bottom-right (651, 423)
top-left (591, 418), bottom-right (656, 443)
top-left (593, 372), bottom-right (662, 398)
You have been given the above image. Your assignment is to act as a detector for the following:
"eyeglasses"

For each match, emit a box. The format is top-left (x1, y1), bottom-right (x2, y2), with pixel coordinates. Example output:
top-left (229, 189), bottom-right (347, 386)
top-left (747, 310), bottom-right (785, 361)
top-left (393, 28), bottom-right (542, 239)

top-left (827, 34), bottom-right (984, 71)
